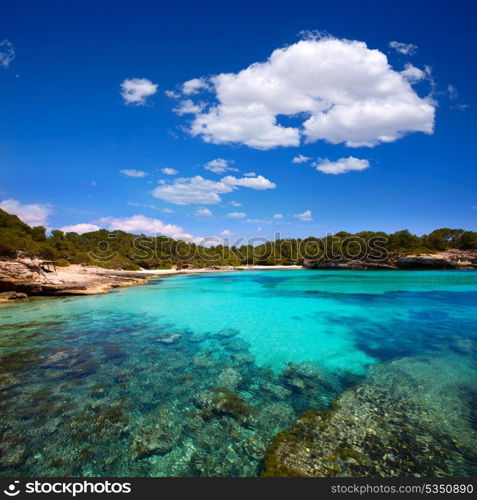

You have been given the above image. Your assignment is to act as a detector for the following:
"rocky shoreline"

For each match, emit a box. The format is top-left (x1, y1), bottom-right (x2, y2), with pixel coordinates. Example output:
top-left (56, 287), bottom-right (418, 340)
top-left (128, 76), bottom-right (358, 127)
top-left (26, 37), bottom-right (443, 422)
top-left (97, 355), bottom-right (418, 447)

top-left (0, 258), bottom-right (173, 302)
top-left (303, 249), bottom-right (477, 270)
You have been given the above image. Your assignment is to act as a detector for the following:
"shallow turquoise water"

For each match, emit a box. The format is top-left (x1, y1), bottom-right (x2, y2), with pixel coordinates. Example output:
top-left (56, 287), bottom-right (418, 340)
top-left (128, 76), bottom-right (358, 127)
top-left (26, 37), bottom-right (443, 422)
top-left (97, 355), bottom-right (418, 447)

top-left (0, 270), bottom-right (476, 476)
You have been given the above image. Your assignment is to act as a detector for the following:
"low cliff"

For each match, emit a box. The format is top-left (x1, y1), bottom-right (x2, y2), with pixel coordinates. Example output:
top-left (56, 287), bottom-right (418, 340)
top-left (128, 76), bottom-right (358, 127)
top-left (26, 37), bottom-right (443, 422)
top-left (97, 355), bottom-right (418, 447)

top-left (303, 249), bottom-right (477, 270)
top-left (0, 257), bottom-right (152, 298)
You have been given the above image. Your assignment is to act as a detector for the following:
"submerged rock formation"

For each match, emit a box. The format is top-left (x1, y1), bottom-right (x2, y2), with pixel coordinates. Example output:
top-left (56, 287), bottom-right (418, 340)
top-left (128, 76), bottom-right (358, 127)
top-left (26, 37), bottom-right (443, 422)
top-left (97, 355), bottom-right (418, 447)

top-left (262, 356), bottom-right (477, 477)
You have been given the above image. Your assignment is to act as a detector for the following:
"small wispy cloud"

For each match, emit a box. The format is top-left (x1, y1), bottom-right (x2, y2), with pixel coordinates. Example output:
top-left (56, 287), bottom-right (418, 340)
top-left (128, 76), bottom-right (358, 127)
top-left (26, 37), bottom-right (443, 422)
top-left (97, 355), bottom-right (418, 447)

top-left (401, 63), bottom-right (428, 83)
top-left (447, 85), bottom-right (458, 100)
top-left (204, 158), bottom-right (238, 174)
top-left (120, 169), bottom-right (148, 178)
top-left (128, 201), bottom-right (174, 213)
top-left (313, 156), bottom-right (370, 175)
top-left (161, 167), bottom-right (178, 175)
top-left (173, 99), bottom-right (205, 115)
top-left (182, 77), bottom-right (210, 95)
top-left (292, 154), bottom-right (311, 164)
top-left (0, 40), bottom-right (15, 68)
top-left (293, 210), bottom-right (313, 222)
top-left (227, 212), bottom-right (246, 219)
top-left (194, 208), bottom-right (213, 217)
top-left (389, 40), bottom-right (418, 55)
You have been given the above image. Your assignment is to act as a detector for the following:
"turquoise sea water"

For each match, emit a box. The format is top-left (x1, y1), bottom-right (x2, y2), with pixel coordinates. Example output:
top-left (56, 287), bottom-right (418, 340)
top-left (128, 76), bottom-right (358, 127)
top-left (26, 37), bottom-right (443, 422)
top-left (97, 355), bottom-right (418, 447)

top-left (0, 269), bottom-right (476, 476)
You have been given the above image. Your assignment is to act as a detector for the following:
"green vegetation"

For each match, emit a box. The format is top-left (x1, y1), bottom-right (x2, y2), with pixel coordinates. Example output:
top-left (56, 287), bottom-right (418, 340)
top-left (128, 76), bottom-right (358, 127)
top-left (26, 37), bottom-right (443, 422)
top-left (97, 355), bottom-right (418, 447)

top-left (1, 208), bottom-right (476, 269)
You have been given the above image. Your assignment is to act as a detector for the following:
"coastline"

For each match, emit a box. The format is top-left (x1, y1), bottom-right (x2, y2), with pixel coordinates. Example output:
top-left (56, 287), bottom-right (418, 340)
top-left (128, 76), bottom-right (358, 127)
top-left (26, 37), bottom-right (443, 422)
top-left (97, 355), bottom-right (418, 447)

top-left (0, 260), bottom-right (302, 303)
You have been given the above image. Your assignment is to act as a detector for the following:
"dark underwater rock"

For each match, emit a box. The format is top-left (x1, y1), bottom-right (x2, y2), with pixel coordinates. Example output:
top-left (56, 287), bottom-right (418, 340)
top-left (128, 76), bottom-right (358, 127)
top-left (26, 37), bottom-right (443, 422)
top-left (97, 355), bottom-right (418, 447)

top-left (222, 337), bottom-right (249, 353)
top-left (217, 367), bottom-right (243, 390)
top-left (261, 380), bottom-right (292, 400)
top-left (0, 372), bottom-right (20, 392)
top-left (188, 332), bottom-right (206, 343)
top-left (215, 328), bottom-right (239, 339)
top-left (39, 348), bottom-right (82, 370)
top-left (281, 362), bottom-right (340, 398)
top-left (132, 408), bottom-right (182, 458)
top-left (194, 387), bottom-right (254, 425)
top-left (230, 352), bottom-right (255, 366)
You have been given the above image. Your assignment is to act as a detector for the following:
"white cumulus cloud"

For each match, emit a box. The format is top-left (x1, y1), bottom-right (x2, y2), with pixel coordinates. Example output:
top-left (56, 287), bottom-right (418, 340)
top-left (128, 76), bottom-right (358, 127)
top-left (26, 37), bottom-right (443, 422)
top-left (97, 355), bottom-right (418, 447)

top-left (389, 41), bottom-right (418, 55)
top-left (152, 176), bottom-right (232, 205)
top-left (152, 174), bottom-right (275, 205)
top-left (0, 40), bottom-right (15, 68)
top-left (120, 78), bottom-right (158, 105)
top-left (220, 229), bottom-right (231, 236)
top-left (227, 212), bottom-right (246, 219)
top-left (313, 156), bottom-right (370, 175)
top-left (294, 210), bottom-right (313, 222)
top-left (0, 199), bottom-right (52, 226)
top-left (120, 169), bottom-right (148, 178)
top-left (273, 213), bottom-right (283, 219)
top-left (180, 37), bottom-right (434, 149)
top-left (221, 175), bottom-right (276, 190)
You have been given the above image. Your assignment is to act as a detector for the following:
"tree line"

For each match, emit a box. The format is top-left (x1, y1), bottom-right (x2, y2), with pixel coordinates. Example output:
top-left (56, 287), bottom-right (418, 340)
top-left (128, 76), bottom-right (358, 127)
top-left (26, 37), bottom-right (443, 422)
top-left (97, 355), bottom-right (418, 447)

top-left (1, 208), bottom-right (476, 270)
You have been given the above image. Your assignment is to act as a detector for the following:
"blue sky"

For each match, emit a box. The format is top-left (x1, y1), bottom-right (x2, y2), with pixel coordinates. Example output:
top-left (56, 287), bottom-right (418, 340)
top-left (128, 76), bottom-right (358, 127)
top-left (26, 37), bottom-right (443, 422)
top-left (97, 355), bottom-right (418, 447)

top-left (1, 0), bottom-right (476, 243)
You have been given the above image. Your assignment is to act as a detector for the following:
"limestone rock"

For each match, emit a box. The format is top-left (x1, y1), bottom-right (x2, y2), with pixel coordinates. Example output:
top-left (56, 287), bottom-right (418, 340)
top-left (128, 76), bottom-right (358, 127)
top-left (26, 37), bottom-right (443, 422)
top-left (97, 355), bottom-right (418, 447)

top-left (0, 291), bottom-right (27, 302)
